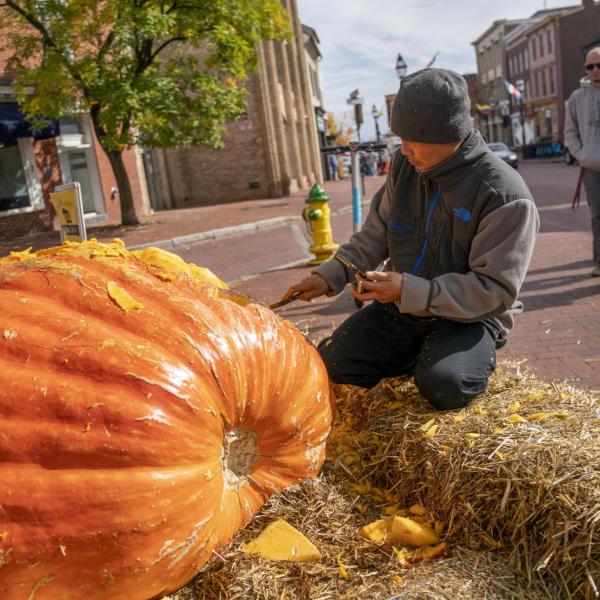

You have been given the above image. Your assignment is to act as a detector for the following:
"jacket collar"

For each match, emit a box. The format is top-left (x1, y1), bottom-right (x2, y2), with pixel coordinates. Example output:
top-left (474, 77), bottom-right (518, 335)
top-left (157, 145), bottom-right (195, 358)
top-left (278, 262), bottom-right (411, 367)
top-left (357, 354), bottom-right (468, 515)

top-left (579, 76), bottom-right (600, 91)
top-left (418, 129), bottom-right (488, 184)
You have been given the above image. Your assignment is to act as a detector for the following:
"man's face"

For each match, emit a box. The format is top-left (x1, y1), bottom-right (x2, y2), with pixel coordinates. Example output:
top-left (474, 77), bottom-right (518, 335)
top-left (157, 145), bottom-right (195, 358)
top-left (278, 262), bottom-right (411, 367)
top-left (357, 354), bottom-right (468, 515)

top-left (400, 139), bottom-right (461, 171)
top-left (584, 48), bottom-right (600, 86)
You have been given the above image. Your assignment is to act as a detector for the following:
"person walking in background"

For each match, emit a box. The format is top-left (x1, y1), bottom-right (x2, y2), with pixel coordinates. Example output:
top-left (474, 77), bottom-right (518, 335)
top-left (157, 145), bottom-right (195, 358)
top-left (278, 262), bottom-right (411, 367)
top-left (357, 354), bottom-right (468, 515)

top-left (565, 46), bottom-right (600, 277)
top-left (328, 153), bottom-right (339, 181)
top-left (338, 155), bottom-right (347, 179)
top-left (283, 68), bottom-right (539, 411)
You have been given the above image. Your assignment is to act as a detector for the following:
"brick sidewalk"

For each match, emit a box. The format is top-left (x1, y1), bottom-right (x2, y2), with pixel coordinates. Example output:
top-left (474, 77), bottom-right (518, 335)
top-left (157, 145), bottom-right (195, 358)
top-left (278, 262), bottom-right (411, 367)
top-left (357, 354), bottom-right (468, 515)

top-left (0, 176), bottom-right (386, 255)
top-left (234, 163), bottom-right (600, 393)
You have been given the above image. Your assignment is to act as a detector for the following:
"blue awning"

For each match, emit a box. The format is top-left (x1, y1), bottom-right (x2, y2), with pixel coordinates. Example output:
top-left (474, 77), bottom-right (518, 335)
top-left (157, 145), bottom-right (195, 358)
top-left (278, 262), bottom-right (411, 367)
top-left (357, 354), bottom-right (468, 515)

top-left (0, 103), bottom-right (59, 143)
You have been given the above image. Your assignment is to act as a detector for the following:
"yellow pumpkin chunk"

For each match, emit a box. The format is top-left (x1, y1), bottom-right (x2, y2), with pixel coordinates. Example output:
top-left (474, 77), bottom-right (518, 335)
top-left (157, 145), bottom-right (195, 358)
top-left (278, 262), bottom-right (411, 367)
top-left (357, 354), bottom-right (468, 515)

top-left (507, 414), bottom-right (528, 423)
top-left (393, 542), bottom-right (447, 566)
top-left (241, 519), bottom-right (321, 562)
top-left (360, 518), bottom-right (390, 543)
top-left (131, 246), bottom-right (228, 289)
top-left (106, 281), bottom-right (144, 312)
top-left (390, 516), bottom-right (440, 547)
top-left (408, 503), bottom-right (427, 516)
top-left (361, 516), bottom-right (440, 547)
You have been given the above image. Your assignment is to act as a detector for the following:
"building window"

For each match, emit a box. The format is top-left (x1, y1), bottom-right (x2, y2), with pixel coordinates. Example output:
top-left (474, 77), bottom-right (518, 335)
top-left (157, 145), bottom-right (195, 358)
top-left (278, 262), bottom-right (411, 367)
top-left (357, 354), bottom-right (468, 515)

top-left (309, 66), bottom-right (318, 99)
top-left (547, 30), bottom-right (552, 54)
top-left (524, 51), bottom-right (529, 70)
top-left (539, 34), bottom-right (544, 57)
top-left (550, 68), bottom-right (555, 94)
top-left (0, 137), bottom-right (43, 215)
top-left (542, 70), bottom-right (547, 96)
top-left (532, 38), bottom-right (537, 60)
top-left (0, 140), bottom-right (30, 212)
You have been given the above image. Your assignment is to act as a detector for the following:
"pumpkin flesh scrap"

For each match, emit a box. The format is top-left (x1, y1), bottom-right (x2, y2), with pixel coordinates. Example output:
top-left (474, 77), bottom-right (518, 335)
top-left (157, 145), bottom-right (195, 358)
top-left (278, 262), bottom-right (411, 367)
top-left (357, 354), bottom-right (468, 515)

top-left (242, 518), bottom-right (321, 562)
top-left (0, 240), bottom-right (331, 600)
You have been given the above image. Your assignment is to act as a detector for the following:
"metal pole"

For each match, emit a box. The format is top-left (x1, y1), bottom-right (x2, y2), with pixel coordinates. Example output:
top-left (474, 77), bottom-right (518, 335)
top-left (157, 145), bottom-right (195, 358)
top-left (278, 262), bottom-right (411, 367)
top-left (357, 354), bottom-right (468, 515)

top-left (374, 116), bottom-right (381, 143)
top-left (351, 149), bottom-right (362, 233)
top-left (520, 99), bottom-right (525, 148)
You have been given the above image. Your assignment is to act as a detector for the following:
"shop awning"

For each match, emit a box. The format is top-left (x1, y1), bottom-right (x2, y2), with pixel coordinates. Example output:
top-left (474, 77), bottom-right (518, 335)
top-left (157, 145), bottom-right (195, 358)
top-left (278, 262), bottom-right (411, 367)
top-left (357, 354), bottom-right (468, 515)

top-left (0, 103), bottom-right (59, 143)
top-left (474, 103), bottom-right (494, 116)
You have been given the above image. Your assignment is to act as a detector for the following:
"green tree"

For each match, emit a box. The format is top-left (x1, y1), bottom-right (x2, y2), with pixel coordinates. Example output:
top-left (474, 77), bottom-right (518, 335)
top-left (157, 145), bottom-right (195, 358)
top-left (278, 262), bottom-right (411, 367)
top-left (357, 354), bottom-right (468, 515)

top-left (0, 0), bottom-right (289, 225)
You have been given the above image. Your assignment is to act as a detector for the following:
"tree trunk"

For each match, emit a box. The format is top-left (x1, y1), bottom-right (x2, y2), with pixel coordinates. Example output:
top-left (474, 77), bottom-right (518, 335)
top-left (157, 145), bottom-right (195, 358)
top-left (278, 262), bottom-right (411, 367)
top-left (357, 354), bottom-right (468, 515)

top-left (106, 150), bottom-right (140, 226)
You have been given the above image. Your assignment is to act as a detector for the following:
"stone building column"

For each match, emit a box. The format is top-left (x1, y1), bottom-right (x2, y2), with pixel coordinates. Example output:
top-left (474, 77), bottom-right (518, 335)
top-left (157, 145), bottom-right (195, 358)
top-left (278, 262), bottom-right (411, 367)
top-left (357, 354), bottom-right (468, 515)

top-left (289, 0), bottom-right (323, 184)
top-left (149, 149), bottom-right (174, 209)
top-left (264, 40), bottom-right (291, 196)
top-left (277, 39), bottom-right (306, 190)
top-left (256, 44), bottom-right (284, 197)
top-left (283, 0), bottom-right (314, 185)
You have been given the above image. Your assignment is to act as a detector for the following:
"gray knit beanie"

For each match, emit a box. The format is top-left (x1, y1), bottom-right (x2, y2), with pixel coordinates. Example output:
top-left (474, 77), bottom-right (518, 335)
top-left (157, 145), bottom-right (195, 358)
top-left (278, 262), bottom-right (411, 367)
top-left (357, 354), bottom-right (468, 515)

top-left (391, 68), bottom-right (471, 143)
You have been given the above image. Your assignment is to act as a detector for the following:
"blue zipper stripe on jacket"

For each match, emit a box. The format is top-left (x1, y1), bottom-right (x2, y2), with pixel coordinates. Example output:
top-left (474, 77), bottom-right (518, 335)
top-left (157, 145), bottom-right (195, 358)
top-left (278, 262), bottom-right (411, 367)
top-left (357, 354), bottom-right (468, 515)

top-left (410, 185), bottom-right (441, 275)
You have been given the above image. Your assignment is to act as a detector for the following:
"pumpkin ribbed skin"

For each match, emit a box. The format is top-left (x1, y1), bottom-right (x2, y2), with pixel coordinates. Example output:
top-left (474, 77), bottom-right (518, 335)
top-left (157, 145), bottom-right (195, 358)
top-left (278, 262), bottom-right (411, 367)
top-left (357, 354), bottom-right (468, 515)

top-left (0, 241), bottom-right (331, 600)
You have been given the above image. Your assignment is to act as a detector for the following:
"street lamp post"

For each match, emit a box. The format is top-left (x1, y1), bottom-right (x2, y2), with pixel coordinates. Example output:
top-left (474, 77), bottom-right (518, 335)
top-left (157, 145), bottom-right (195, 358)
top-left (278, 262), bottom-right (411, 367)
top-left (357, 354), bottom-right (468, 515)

top-left (395, 53), bottom-right (407, 80)
top-left (347, 88), bottom-right (364, 142)
top-left (516, 79), bottom-right (526, 150)
top-left (371, 104), bottom-right (381, 143)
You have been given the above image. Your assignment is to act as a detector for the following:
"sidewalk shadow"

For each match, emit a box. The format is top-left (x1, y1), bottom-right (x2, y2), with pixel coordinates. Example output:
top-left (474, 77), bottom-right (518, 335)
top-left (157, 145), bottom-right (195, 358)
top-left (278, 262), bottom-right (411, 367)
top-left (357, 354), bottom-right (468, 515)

top-left (521, 280), bottom-right (600, 312)
top-left (522, 271), bottom-right (594, 291)
top-left (527, 259), bottom-right (593, 276)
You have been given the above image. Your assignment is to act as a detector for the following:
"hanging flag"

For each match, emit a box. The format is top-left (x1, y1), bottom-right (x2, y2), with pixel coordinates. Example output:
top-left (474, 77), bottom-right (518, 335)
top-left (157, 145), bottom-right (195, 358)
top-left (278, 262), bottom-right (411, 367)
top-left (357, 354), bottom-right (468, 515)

top-left (504, 80), bottom-right (522, 100)
top-left (425, 52), bottom-right (439, 69)
top-left (474, 103), bottom-right (494, 116)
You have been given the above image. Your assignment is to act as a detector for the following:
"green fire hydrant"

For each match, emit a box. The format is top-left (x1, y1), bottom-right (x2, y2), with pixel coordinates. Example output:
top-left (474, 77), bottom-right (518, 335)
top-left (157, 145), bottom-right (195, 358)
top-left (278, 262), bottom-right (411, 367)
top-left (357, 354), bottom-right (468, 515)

top-left (302, 184), bottom-right (339, 265)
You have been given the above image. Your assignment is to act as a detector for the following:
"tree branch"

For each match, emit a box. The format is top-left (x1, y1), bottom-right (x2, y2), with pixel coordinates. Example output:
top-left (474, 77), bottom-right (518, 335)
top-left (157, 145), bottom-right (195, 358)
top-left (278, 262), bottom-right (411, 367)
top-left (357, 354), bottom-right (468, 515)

top-left (166, 3), bottom-right (205, 14)
top-left (131, 36), bottom-right (187, 77)
top-left (4, 0), bottom-right (87, 90)
top-left (98, 30), bottom-right (116, 63)
top-left (148, 37), bottom-right (187, 63)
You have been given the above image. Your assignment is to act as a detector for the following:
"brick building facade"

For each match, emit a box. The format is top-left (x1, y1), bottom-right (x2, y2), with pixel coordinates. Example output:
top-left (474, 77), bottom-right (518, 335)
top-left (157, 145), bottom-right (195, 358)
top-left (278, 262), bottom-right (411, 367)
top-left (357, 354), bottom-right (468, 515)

top-left (474, 0), bottom-right (600, 149)
top-left (0, 47), bottom-right (150, 240)
top-left (1, 0), bottom-right (320, 239)
top-left (146, 0), bottom-right (323, 209)
top-left (472, 18), bottom-right (524, 145)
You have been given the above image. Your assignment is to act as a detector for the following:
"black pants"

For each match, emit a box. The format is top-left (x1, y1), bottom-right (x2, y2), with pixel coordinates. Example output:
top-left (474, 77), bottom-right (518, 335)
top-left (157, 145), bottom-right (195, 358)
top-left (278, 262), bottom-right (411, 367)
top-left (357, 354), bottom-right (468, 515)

top-left (317, 301), bottom-right (500, 411)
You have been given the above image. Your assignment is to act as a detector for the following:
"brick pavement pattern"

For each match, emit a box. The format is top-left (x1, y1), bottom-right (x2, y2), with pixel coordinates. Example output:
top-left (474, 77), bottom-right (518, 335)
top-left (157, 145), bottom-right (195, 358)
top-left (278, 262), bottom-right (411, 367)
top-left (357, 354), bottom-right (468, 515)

top-left (1, 164), bottom-right (598, 392)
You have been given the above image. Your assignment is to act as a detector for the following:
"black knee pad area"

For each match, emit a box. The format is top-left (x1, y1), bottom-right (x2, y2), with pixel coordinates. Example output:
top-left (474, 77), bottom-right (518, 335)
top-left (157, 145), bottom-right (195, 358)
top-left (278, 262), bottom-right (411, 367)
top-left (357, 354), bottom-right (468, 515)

top-left (415, 367), bottom-right (485, 412)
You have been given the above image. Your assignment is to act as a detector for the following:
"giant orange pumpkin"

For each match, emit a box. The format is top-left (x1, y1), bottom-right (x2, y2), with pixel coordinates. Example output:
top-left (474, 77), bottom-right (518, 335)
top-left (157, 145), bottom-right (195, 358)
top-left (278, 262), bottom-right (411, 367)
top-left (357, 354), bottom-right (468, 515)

top-left (0, 239), bottom-right (331, 600)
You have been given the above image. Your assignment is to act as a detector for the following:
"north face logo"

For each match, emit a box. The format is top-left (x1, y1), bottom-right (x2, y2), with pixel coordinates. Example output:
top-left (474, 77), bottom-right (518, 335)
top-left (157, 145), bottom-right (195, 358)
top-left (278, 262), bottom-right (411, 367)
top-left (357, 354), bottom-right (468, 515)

top-left (453, 207), bottom-right (472, 222)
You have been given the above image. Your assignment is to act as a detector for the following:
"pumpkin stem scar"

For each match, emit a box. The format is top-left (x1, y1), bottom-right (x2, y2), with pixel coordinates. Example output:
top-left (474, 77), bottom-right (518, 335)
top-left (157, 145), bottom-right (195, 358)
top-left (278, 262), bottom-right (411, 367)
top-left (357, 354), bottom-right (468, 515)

top-left (222, 429), bottom-right (259, 489)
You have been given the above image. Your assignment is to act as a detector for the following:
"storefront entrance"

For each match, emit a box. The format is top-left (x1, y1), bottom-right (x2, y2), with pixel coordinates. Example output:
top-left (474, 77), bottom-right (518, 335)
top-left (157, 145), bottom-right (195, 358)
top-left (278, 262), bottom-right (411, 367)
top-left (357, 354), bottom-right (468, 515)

top-left (0, 136), bottom-right (44, 216)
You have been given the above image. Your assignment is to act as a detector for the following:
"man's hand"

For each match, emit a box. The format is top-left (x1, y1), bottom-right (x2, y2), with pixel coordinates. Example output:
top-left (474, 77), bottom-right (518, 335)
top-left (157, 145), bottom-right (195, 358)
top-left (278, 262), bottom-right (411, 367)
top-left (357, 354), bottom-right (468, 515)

top-left (282, 273), bottom-right (332, 302)
top-left (352, 270), bottom-right (404, 303)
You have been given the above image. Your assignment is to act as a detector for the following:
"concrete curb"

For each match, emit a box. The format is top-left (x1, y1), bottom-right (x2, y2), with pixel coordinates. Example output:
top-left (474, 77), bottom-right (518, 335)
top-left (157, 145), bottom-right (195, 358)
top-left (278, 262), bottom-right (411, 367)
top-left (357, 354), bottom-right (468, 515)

top-left (129, 201), bottom-right (367, 251)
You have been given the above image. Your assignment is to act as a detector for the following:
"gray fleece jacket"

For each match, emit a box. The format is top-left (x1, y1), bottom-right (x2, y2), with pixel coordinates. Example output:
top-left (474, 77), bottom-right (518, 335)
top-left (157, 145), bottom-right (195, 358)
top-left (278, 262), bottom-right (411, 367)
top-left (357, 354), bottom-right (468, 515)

top-left (565, 76), bottom-right (600, 171)
top-left (314, 129), bottom-right (539, 338)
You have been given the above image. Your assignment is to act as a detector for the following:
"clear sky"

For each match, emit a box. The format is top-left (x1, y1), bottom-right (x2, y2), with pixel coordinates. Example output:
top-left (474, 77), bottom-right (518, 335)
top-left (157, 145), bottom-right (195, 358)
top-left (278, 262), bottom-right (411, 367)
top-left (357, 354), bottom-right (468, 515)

top-left (297, 0), bottom-right (580, 140)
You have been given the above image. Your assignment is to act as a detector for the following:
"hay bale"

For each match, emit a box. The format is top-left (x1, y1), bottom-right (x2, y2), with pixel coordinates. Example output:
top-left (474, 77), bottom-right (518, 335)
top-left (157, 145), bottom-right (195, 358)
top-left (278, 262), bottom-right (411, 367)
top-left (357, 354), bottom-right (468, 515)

top-left (387, 546), bottom-right (546, 600)
top-left (163, 364), bottom-right (598, 599)
top-left (168, 477), bottom-right (538, 600)
top-left (328, 365), bottom-right (599, 599)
